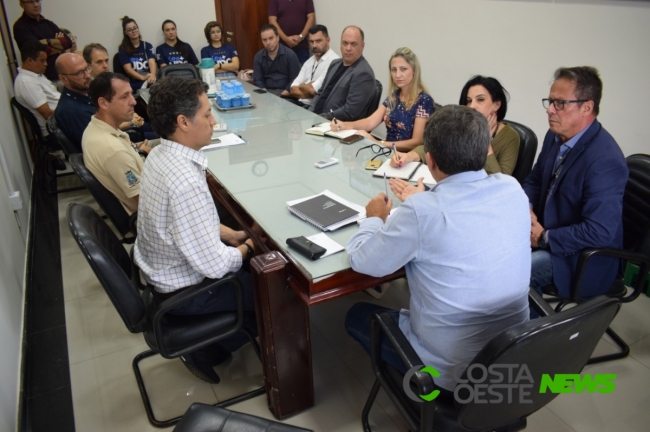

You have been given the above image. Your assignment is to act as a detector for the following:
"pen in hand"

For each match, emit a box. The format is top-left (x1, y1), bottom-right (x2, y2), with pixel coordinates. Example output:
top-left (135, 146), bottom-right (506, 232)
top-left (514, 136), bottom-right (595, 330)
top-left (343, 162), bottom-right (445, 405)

top-left (383, 172), bottom-right (389, 203)
top-left (392, 143), bottom-right (402, 167)
top-left (331, 109), bottom-right (338, 130)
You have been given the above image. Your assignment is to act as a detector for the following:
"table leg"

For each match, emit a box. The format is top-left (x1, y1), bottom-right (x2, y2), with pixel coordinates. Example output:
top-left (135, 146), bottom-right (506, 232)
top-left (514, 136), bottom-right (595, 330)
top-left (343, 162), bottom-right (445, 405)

top-left (251, 252), bottom-right (314, 419)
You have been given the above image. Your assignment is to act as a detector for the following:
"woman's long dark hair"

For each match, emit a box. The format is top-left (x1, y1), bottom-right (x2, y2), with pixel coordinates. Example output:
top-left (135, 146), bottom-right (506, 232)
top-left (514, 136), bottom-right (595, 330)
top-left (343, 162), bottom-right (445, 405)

top-left (458, 75), bottom-right (509, 122)
top-left (120, 16), bottom-right (140, 56)
top-left (162, 19), bottom-right (190, 61)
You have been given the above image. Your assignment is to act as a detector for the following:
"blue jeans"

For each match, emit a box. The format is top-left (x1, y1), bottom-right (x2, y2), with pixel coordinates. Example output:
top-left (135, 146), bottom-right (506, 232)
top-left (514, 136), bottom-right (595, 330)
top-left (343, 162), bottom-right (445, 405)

top-left (345, 302), bottom-right (407, 374)
top-left (169, 268), bottom-right (257, 352)
top-left (530, 250), bottom-right (554, 295)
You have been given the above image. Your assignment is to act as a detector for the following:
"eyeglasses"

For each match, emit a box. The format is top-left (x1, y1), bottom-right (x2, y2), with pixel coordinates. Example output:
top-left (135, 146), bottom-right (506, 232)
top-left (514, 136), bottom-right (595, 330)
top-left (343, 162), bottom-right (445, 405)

top-left (20, 0), bottom-right (41, 5)
top-left (356, 143), bottom-right (392, 161)
top-left (542, 98), bottom-right (588, 111)
top-left (61, 66), bottom-right (92, 78)
top-left (125, 27), bottom-right (139, 34)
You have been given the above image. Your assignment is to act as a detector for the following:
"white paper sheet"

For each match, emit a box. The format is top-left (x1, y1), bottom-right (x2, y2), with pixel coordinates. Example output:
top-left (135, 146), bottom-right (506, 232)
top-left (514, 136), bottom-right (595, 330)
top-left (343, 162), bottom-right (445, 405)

top-left (202, 133), bottom-right (246, 151)
top-left (307, 232), bottom-right (345, 258)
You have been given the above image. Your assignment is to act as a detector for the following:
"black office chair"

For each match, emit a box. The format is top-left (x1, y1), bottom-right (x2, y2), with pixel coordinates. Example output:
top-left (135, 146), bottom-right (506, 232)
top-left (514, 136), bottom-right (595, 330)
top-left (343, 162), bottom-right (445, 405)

top-left (362, 79), bottom-right (383, 119)
top-left (68, 153), bottom-right (137, 243)
top-left (46, 115), bottom-right (82, 155)
top-left (10, 97), bottom-right (83, 194)
top-left (506, 120), bottom-right (538, 184)
top-left (158, 63), bottom-right (200, 80)
top-left (542, 153), bottom-right (650, 364)
top-left (173, 403), bottom-right (313, 432)
top-left (113, 53), bottom-right (126, 76)
top-left (361, 292), bottom-right (620, 432)
top-left (67, 203), bottom-right (265, 428)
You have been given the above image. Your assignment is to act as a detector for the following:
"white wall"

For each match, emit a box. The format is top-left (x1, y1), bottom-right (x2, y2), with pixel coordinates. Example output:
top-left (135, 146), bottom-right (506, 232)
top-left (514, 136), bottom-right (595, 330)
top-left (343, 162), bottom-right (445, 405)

top-left (314, 0), bottom-right (650, 156)
top-left (5, 0), bottom-right (216, 69)
top-left (0, 45), bottom-right (29, 432)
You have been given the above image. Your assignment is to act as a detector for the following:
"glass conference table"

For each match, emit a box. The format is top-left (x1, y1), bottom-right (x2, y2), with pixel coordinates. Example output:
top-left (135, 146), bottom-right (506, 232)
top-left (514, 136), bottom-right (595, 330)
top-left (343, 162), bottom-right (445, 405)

top-left (143, 83), bottom-right (405, 419)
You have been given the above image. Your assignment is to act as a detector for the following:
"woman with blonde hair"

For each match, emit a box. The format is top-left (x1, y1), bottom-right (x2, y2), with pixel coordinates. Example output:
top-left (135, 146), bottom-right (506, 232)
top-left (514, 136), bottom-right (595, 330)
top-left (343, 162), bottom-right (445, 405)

top-left (330, 47), bottom-right (434, 151)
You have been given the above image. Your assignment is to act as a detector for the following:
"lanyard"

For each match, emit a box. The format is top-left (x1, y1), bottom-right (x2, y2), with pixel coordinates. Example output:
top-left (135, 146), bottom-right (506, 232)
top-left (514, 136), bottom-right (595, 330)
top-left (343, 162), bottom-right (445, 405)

top-left (310, 60), bottom-right (320, 81)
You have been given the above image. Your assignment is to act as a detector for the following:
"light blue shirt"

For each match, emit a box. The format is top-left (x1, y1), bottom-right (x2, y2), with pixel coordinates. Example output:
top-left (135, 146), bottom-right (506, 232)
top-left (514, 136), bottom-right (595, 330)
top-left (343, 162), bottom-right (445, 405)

top-left (347, 170), bottom-right (531, 390)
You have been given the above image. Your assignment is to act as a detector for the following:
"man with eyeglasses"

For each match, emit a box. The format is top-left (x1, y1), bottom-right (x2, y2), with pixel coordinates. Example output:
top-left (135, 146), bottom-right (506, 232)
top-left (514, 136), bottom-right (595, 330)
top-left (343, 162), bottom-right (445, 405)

top-left (13, 0), bottom-right (72, 81)
top-left (55, 52), bottom-right (155, 149)
top-left (523, 66), bottom-right (628, 299)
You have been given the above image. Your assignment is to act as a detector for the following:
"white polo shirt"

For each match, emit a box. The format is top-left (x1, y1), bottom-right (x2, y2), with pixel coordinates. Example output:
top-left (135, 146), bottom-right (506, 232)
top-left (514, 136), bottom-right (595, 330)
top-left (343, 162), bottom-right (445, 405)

top-left (290, 49), bottom-right (339, 105)
top-left (14, 67), bottom-right (60, 136)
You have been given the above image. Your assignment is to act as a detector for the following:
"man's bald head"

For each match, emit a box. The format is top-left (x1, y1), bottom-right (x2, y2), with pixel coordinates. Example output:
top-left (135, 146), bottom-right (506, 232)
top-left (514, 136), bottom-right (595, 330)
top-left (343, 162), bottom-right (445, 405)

top-left (56, 53), bottom-right (92, 93)
top-left (340, 26), bottom-right (365, 66)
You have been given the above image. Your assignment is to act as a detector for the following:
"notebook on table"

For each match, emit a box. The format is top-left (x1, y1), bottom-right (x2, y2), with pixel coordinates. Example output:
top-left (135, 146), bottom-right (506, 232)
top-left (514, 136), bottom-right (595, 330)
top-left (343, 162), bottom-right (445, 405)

top-left (287, 190), bottom-right (364, 231)
top-left (306, 122), bottom-right (358, 139)
top-left (372, 158), bottom-right (421, 180)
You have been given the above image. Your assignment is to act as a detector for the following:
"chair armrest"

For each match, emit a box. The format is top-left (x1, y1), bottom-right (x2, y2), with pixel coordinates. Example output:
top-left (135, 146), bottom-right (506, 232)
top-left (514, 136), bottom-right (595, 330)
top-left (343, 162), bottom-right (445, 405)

top-left (151, 274), bottom-right (244, 351)
top-left (572, 247), bottom-right (650, 301)
top-left (128, 211), bottom-right (137, 236)
top-left (370, 312), bottom-right (436, 400)
top-left (528, 288), bottom-right (556, 317)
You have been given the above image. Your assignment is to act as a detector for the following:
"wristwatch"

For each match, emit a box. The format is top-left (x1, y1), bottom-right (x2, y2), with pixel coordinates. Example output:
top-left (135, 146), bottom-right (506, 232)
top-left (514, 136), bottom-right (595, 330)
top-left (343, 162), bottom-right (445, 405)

top-left (299, 34), bottom-right (304, 40)
top-left (380, 140), bottom-right (386, 146)
top-left (242, 242), bottom-right (253, 259)
top-left (538, 230), bottom-right (548, 249)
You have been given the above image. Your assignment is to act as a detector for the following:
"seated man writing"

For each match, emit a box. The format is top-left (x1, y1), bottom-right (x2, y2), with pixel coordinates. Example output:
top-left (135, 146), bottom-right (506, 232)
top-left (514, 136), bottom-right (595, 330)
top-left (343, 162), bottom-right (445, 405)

top-left (345, 105), bottom-right (531, 392)
top-left (134, 76), bottom-right (257, 384)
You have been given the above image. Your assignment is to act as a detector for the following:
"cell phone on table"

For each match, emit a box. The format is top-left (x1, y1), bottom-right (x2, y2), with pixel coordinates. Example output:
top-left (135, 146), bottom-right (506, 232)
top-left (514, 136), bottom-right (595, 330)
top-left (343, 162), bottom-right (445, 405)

top-left (339, 134), bottom-right (364, 145)
top-left (315, 157), bottom-right (339, 168)
top-left (253, 89), bottom-right (267, 94)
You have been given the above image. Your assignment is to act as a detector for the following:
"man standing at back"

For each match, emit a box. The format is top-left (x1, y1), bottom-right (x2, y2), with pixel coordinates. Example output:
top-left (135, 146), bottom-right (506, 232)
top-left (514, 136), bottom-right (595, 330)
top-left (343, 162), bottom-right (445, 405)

top-left (134, 77), bottom-right (257, 384)
top-left (309, 26), bottom-right (375, 121)
top-left (289, 25), bottom-right (339, 107)
top-left (253, 24), bottom-right (300, 96)
top-left (524, 66), bottom-right (628, 298)
top-left (344, 106), bottom-right (531, 393)
top-left (82, 72), bottom-right (144, 215)
top-left (13, 0), bottom-right (72, 82)
top-left (268, 0), bottom-right (315, 64)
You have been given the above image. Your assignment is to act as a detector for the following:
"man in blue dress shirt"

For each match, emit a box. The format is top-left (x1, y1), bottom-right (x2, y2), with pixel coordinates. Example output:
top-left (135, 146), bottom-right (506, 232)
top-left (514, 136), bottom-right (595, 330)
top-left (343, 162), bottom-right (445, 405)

top-left (345, 105), bottom-right (531, 392)
top-left (524, 67), bottom-right (628, 298)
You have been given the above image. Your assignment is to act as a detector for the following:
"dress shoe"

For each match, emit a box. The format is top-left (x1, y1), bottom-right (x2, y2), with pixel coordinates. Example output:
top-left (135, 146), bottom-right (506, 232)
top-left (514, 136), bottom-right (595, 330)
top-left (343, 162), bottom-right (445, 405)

top-left (180, 351), bottom-right (222, 384)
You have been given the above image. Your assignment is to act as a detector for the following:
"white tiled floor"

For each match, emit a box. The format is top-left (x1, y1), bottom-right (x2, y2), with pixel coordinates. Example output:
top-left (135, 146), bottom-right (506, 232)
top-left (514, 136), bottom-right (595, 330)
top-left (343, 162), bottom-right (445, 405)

top-left (58, 189), bottom-right (650, 431)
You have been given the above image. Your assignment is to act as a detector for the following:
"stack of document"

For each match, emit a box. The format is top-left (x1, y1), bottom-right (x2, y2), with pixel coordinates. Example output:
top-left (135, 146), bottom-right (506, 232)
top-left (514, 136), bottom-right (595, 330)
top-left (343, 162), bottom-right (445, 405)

top-left (202, 133), bottom-right (247, 151)
top-left (287, 189), bottom-right (365, 231)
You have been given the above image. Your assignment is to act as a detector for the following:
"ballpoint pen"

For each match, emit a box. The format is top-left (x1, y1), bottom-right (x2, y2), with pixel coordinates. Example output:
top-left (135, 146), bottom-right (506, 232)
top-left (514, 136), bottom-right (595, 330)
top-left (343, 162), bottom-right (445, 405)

top-left (331, 109), bottom-right (338, 128)
top-left (392, 142), bottom-right (402, 167)
top-left (383, 172), bottom-right (389, 203)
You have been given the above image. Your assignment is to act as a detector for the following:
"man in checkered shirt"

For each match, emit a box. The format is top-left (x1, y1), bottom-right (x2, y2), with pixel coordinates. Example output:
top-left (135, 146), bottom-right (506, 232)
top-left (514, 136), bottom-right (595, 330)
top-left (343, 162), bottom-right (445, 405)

top-left (133, 76), bottom-right (257, 384)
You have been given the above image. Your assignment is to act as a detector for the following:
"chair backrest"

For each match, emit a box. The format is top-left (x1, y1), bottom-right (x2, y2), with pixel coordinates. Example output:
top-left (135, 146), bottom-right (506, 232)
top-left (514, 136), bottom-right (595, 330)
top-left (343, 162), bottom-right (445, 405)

top-left (69, 153), bottom-right (132, 238)
top-left (67, 203), bottom-right (145, 332)
top-left (47, 115), bottom-right (82, 155)
top-left (454, 296), bottom-right (620, 430)
top-left (11, 96), bottom-right (45, 144)
top-left (362, 79), bottom-right (382, 119)
top-left (622, 154), bottom-right (650, 254)
top-left (506, 120), bottom-right (538, 184)
top-left (113, 53), bottom-right (126, 76)
top-left (158, 64), bottom-right (200, 80)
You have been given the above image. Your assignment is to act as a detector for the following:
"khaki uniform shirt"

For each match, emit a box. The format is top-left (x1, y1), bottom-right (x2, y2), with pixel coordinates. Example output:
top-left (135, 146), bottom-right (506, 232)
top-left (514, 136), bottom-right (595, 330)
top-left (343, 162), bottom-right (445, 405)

top-left (81, 116), bottom-right (143, 214)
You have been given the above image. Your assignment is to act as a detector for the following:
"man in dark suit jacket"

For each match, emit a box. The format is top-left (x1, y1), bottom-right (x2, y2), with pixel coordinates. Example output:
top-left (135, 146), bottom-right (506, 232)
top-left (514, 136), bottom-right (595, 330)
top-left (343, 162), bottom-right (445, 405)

top-left (524, 66), bottom-right (628, 298)
top-left (309, 26), bottom-right (375, 121)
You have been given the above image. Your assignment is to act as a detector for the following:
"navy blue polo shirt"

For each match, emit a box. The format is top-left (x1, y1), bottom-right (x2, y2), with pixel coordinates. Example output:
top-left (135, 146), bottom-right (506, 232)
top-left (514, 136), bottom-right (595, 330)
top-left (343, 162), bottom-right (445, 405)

top-left (55, 88), bottom-right (95, 147)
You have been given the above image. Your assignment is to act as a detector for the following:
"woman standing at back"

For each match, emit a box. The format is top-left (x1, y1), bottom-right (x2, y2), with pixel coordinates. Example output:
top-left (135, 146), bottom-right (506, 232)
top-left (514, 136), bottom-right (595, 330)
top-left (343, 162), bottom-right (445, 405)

top-left (118, 16), bottom-right (157, 90)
